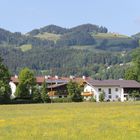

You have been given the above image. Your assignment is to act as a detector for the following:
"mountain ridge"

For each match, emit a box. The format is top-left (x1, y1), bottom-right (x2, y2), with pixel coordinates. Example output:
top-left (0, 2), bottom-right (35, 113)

top-left (0, 23), bottom-right (139, 79)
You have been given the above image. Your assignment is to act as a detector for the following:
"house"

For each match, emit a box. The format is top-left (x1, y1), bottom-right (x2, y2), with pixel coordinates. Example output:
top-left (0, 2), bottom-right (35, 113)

top-left (9, 75), bottom-right (88, 99)
top-left (48, 83), bottom-right (68, 99)
top-left (46, 76), bottom-right (91, 98)
top-left (82, 79), bottom-right (140, 102)
top-left (9, 76), bottom-right (46, 99)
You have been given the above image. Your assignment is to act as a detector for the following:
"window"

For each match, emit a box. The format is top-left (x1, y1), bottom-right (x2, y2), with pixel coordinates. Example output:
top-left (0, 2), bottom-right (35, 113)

top-left (108, 88), bottom-right (111, 94)
top-left (124, 95), bottom-right (128, 97)
top-left (59, 95), bottom-right (62, 98)
top-left (98, 88), bottom-right (101, 92)
top-left (108, 95), bottom-right (112, 99)
top-left (115, 88), bottom-right (118, 92)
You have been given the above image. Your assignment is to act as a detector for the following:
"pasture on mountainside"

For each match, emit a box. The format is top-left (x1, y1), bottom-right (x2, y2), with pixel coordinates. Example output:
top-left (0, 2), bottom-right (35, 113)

top-left (0, 102), bottom-right (140, 140)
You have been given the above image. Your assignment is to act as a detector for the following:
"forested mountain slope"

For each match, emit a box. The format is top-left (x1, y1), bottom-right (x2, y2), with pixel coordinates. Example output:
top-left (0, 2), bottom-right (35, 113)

top-left (0, 24), bottom-right (139, 79)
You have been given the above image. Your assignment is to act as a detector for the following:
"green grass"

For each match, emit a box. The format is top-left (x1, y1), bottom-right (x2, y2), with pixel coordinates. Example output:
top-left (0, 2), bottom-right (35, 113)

top-left (35, 32), bottom-right (61, 42)
top-left (71, 45), bottom-right (106, 53)
top-left (20, 44), bottom-right (32, 52)
top-left (0, 102), bottom-right (140, 140)
top-left (92, 33), bottom-right (130, 39)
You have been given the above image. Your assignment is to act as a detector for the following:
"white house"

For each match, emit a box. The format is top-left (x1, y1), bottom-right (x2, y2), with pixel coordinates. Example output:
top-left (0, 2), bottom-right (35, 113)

top-left (9, 81), bottom-right (16, 99)
top-left (82, 80), bottom-right (140, 102)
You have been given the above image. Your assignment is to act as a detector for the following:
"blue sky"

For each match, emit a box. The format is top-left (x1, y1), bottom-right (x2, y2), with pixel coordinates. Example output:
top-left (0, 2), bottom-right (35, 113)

top-left (0, 0), bottom-right (140, 35)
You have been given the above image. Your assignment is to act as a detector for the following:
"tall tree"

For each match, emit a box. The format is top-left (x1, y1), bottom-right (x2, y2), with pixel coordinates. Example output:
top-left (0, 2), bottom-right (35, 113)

top-left (32, 85), bottom-right (42, 102)
top-left (67, 81), bottom-right (83, 102)
top-left (132, 47), bottom-right (140, 81)
top-left (125, 47), bottom-right (140, 82)
top-left (0, 57), bottom-right (11, 103)
top-left (41, 81), bottom-right (51, 103)
top-left (15, 68), bottom-right (35, 99)
top-left (125, 68), bottom-right (137, 81)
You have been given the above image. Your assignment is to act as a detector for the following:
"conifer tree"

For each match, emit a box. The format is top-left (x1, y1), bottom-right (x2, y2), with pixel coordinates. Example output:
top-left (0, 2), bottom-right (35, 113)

top-left (41, 81), bottom-right (51, 103)
top-left (0, 57), bottom-right (11, 103)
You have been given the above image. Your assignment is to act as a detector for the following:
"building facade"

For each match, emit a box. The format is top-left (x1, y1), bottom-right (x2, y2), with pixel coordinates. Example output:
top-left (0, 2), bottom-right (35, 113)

top-left (82, 80), bottom-right (140, 102)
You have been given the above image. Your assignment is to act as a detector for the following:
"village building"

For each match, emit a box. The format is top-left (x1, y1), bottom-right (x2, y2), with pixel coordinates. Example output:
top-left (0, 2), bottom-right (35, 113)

top-left (10, 75), bottom-right (140, 102)
top-left (9, 75), bottom-right (87, 99)
top-left (82, 79), bottom-right (140, 102)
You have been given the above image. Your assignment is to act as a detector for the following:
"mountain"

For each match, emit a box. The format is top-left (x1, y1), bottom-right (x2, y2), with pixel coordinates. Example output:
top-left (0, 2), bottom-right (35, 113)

top-left (27, 24), bottom-right (138, 51)
top-left (0, 28), bottom-right (54, 48)
top-left (27, 24), bottom-right (107, 36)
top-left (0, 24), bottom-right (139, 79)
top-left (132, 32), bottom-right (140, 39)
top-left (27, 25), bottom-right (68, 36)
top-left (0, 24), bottom-right (138, 51)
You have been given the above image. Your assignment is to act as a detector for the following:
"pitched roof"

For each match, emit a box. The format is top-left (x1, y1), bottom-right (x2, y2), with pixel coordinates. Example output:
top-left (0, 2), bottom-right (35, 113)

top-left (47, 83), bottom-right (67, 89)
top-left (11, 76), bottom-right (91, 84)
top-left (86, 79), bottom-right (140, 88)
top-left (11, 76), bottom-right (45, 84)
top-left (36, 77), bottom-right (45, 83)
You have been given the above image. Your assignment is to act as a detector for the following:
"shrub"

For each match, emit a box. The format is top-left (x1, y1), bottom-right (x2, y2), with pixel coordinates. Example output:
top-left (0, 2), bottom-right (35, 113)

top-left (32, 86), bottom-right (42, 103)
top-left (89, 97), bottom-right (96, 102)
top-left (99, 91), bottom-right (105, 102)
top-left (52, 97), bottom-right (72, 103)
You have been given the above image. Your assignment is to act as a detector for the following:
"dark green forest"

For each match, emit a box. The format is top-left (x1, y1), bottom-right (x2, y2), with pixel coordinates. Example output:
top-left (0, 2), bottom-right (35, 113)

top-left (0, 24), bottom-right (139, 79)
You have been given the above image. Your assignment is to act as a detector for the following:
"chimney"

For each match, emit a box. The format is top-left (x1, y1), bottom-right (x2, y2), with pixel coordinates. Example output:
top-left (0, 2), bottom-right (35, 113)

top-left (82, 76), bottom-right (86, 80)
top-left (15, 75), bottom-right (18, 78)
top-left (70, 75), bottom-right (75, 80)
top-left (45, 75), bottom-right (48, 79)
top-left (55, 75), bottom-right (59, 79)
top-left (45, 75), bottom-right (51, 79)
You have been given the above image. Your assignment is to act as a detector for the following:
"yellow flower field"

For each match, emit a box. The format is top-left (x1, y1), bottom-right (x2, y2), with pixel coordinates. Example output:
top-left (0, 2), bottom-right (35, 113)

top-left (0, 102), bottom-right (140, 140)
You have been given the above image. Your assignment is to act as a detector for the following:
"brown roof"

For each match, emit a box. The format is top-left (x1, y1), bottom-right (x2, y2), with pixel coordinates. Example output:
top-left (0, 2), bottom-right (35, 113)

top-left (11, 76), bottom-right (45, 84)
top-left (47, 83), bottom-right (67, 89)
top-left (86, 79), bottom-right (140, 88)
top-left (36, 77), bottom-right (45, 83)
top-left (11, 76), bottom-right (91, 85)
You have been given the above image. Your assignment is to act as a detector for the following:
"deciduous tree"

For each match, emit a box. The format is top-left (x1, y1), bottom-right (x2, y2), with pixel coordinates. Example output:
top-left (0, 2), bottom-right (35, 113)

top-left (15, 68), bottom-right (35, 99)
top-left (125, 47), bottom-right (140, 82)
top-left (67, 81), bottom-right (83, 102)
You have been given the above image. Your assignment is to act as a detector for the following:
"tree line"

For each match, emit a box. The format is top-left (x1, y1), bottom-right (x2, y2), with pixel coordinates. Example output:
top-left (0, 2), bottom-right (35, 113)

top-left (0, 58), bottom-right (83, 103)
top-left (125, 47), bottom-right (140, 82)
top-left (0, 23), bottom-right (139, 80)
top-left (0, 46), bottom-right (131, 79)
top-left (0, 47), bottom-right (140, 104)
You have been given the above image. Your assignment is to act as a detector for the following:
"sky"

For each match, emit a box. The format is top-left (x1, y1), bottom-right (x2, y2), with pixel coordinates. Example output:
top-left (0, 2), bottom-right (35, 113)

top-left (0, 0), bottom-right (140, 36)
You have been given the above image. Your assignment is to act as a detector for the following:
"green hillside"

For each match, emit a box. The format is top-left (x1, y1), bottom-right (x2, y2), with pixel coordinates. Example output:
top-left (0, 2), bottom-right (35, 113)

top-left (92, 33), bottom-right (129, 38)
top-left (20, 44), bottom-right (32, 52)
top-left (27, 24), bottom-right (138, 51)
top-left (0, 24), bottom-right (139, 79)
top-left (35, 32), bottom-right (61, 42)
top-left (132, 32), bottom-right (140, 39)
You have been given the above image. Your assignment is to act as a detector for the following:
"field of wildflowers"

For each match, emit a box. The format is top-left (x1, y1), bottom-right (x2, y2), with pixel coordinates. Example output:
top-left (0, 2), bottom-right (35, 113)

top-left (0, 102), bottom-right (140, 140)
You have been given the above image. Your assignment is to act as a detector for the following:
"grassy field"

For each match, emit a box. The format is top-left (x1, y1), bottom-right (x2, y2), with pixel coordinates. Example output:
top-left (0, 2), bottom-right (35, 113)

top-left (20, 44), bottom-right (32, 52)
top-left (35, 32), bottom-right (61, 42)
top-left (0, 102), bottom-right (140, 140)
top-left (92, 33), bottom-right (129, 39)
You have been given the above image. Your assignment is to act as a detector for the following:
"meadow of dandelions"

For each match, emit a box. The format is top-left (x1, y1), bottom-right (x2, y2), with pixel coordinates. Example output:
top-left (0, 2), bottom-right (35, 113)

top-left (0, 102), bottom-right (140, 140)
